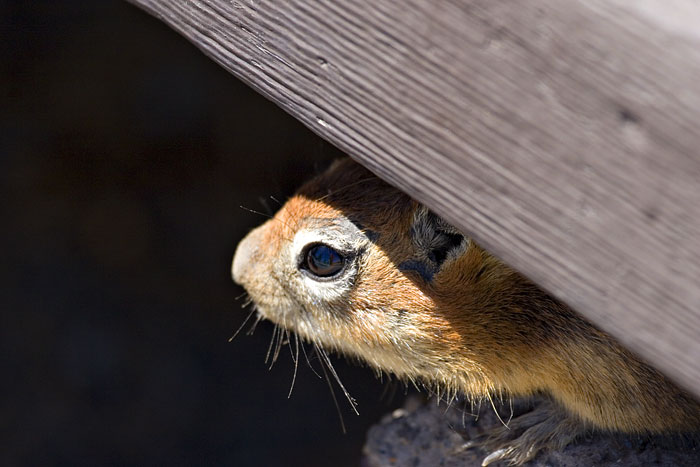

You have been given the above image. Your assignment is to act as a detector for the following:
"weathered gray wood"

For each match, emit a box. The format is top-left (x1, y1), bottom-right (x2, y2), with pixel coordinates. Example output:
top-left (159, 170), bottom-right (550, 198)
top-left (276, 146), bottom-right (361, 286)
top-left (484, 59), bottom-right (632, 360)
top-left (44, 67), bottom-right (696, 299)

top-left (126, 0), bottom-right (700, 397)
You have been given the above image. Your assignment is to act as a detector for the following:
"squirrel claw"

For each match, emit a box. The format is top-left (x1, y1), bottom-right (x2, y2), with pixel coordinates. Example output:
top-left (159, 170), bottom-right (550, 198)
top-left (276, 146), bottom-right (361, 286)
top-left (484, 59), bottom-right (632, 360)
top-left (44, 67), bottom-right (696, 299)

top-left (482, 448), bottom-right (508, 466)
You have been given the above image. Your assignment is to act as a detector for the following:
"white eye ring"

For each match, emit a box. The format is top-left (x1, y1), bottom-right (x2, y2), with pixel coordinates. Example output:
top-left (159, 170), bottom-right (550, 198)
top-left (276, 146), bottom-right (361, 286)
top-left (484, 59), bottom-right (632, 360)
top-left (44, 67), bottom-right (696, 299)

top-left (290, 228), bottom-right (362, 301)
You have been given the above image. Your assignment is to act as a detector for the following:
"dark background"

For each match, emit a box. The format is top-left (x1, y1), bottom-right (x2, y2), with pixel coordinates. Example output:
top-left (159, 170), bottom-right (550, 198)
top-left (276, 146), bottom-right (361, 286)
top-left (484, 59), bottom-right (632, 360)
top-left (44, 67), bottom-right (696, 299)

top-left (1, 2), bottom-right (408, 465)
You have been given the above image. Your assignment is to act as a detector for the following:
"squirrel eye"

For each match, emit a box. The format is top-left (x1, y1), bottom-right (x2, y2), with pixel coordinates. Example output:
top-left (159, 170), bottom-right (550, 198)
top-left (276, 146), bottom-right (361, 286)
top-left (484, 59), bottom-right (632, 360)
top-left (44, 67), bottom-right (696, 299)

top-left (303, 244), bottom-right (344, 278)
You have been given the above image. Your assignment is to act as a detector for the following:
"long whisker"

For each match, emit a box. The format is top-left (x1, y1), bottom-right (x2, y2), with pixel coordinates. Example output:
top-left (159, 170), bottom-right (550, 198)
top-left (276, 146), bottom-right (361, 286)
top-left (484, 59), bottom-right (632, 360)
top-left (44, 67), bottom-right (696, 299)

top-left (314, 177), bottom-right (376, 203)
top-left (301, 341), bottom-right (322, 379)
top-left (239, 205), bottom-right (273, 219)
top-left (271, 325), bottom-right (285, 365)
top-left (265, 324), bottom-right (279, 366)
top-left (316, 344), bottom-right (359, 416)
top-left (229, 306), bottom-right (257, 342)
top-left (239, 204), bottom-right (296, 232)
top-left (247, 314), bottom-right (262, 336)
top-left (287, 332), bottom-right (300, 398)
top-left (316, 344), bottom-right (348, 434)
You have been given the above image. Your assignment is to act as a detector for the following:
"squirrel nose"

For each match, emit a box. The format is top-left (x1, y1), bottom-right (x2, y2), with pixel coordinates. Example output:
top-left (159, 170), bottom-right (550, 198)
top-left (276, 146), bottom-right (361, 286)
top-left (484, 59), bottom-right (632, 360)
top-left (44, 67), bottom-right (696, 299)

top-left (232, 225), bottom-right (263, 285)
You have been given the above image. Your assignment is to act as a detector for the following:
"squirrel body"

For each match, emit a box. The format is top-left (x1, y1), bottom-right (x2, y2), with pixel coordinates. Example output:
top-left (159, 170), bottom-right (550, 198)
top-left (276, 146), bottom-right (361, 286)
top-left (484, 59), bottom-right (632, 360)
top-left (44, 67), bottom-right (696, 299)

top-left (232, 158), bottom-right (700, 465)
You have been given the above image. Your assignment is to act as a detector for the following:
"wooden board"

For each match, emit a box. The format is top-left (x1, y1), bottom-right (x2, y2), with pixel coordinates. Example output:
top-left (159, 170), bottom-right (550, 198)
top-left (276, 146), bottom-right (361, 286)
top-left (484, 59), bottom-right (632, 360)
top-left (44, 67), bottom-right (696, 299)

top-left (126, 0), bottom-right (700, 397)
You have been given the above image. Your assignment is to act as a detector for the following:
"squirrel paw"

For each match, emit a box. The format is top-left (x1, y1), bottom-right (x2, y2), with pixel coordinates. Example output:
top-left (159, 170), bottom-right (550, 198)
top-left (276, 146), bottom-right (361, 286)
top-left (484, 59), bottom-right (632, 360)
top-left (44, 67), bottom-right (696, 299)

top-left (459, 400), bottom-right (584, 466)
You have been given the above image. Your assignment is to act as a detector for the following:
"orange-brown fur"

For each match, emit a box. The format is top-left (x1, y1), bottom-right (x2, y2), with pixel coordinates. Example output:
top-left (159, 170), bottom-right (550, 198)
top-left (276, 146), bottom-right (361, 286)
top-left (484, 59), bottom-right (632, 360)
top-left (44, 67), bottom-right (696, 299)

top-left (232, 158), bottom-right (700, 464)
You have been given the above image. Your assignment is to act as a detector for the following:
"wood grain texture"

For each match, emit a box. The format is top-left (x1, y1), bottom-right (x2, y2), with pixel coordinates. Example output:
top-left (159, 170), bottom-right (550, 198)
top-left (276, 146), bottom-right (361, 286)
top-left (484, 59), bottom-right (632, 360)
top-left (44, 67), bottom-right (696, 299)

top-left (126, 0), bottom-right (700, 396)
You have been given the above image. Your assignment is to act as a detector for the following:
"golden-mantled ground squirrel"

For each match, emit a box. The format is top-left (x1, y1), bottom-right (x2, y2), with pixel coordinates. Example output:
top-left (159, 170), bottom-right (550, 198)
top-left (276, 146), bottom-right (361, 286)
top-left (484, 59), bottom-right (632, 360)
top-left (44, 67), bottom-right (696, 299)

top-left (232, 158), bottom-right (700, 465)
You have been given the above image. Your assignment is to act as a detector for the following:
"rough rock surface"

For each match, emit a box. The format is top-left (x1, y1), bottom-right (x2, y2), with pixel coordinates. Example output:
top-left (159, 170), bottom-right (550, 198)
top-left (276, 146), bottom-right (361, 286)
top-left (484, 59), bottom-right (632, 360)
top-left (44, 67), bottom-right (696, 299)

top-left (362, 397), bottom-right (700, 466)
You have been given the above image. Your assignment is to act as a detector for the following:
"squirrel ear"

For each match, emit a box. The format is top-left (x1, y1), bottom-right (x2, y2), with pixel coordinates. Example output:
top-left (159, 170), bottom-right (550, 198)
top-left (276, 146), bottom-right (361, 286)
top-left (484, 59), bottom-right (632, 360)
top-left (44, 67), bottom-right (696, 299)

top-left (410, 205), bottom-right (468, 272)
top-left (421, 206), bottom-right (464, 236)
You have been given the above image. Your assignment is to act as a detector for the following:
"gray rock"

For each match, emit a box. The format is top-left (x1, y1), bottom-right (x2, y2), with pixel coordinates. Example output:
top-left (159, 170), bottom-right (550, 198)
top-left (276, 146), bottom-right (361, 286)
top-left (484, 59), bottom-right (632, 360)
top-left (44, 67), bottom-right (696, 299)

top-left (362, 396), bottom-right (700, 466)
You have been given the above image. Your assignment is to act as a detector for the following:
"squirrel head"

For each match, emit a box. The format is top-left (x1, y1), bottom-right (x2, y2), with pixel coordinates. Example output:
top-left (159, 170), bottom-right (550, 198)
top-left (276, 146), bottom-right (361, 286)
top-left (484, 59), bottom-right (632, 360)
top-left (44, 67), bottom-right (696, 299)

top-left (232, 158), bottom-right (554, 395)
